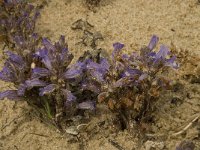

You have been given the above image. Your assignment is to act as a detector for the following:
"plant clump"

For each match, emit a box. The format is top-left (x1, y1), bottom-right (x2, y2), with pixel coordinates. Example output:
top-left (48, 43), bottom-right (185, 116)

top-left (0, 0), bottom-right (178, 131)
top-left (0, 35), bottom-right (98, 129)
top-left (84, 35), bottom-right (178, 127)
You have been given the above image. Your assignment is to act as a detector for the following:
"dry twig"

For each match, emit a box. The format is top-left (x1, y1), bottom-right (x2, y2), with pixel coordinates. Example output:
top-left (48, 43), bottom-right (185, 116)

top-left (171, 114), bottom-right (200, 136)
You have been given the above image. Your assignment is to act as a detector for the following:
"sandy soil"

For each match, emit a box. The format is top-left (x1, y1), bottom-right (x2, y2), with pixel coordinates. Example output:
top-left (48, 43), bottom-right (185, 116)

top-left (0, 0), bottom-right (200, 149)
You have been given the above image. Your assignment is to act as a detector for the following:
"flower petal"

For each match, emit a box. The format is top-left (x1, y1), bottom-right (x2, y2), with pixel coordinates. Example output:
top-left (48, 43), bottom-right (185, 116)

top-left (42, 38), bottom-right (56, 52)
top-left (64, 61), bottom-right (85, 79)
top-left (17, 83), bottom-right (27, 96)
top-left (57, 35), bottom-right (65, 47)
top-left (148, 35), bottom-right (159, 50)
top-left (60, 51), bottom-right (73, 67)
top-left (62, 89), bottom-right (76, 105)
top-left (113, 42), bottom-right (124, 51)
top-left (0, 90), bottom-right (20, 100)
top-left (86, 60), bottom-right (100, 70)
top-left (39, 84), bottom-right (57, 96)
top-left (25, 78), bottom-right (47, 89)
top-left (90, 70), bottom-right (105, 82)
top-left (32, 67), bottom-right (50, 78)
top-left (0, 65), bottom-right (15, 82)
top-left (166, 56), bottom-right (179, 69)
top-left (155, 45), bottom-right (170, 60)
top-left (35, 48), bottom-right (48, 58)
top-left (42, 55), bottom-right (52, 70)
top-left (112, 42), bottom-right (124, 60)
top-left (100, 58), bottom-right (110, 71)
top-left (5, 51), bottom-right (25, 69)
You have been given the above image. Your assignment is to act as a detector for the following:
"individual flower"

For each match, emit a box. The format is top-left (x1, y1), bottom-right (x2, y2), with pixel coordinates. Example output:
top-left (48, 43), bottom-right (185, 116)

top-left (0, 50), bottom-right (46, 99)
top-left (140, 35), bottom-right (179, 70)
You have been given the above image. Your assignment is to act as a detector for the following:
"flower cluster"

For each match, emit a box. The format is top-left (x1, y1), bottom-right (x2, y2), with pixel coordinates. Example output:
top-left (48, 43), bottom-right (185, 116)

top-left (0, 0), bottom-right (40, 46)
top-left (84, 35), bottom-right (178, 122)
top-left (0, 35), bottom-right (97, 128)
top-left (0, 1), bottom-right (178, 130)
top-left (0, 34), bottom-right (178, 128)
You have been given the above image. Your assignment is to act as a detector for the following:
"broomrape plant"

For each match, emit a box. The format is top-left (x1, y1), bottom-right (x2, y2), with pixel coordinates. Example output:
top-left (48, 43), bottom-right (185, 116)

top-left (0, 35), bottom-right (178, 129)
top-left (84, 35), bottom-right (178, 125)
top-left (0, 0), bottom-right (178, 130)
top-left (0, 36), bottom-right (96, 129)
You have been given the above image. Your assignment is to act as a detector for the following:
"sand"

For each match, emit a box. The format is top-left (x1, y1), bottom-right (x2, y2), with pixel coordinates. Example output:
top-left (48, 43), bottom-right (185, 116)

top-left (0, 0), bottom-right (200, 149)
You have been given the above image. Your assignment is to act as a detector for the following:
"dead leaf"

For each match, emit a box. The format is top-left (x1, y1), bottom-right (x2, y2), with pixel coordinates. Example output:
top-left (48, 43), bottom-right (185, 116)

top-left (108, 98), bottom-right (115, 110)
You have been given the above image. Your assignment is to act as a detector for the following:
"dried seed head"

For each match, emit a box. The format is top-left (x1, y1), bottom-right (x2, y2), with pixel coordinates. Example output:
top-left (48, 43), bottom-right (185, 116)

top-left (31, 62), bottom-right (36, 69)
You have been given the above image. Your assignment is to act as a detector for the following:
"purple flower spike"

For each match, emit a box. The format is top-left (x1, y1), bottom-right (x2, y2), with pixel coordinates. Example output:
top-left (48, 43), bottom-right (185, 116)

top-left (39, 84), bottom-right (57, 96)
top-left (148, 35), bottom-right (159, 51)
top-left (0, 90), bottom-right (20, 100)
top-left (86, 58), bottom-right (109, 83)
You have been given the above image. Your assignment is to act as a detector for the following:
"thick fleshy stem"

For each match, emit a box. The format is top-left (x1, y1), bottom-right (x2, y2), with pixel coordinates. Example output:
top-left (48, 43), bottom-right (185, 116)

top-left (55, 91), bottom-right (64, 125)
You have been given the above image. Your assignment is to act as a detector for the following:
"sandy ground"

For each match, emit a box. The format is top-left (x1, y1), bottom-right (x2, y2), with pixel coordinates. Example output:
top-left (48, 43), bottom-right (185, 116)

top-left (0, 0), bottom-right (200, 149)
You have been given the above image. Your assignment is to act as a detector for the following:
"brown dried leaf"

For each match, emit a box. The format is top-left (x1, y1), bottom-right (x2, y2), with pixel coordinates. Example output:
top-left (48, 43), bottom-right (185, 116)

top-left (108, 98), bottom-right (115, 110)
top-left (121, 97), bottom-right (133, 108)
top-left (98, 92), bottom-right (108, 103)
top-left (134, 95), bottom-right (144, 111)
top-left (149, 87), bottom-right (160, 97)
